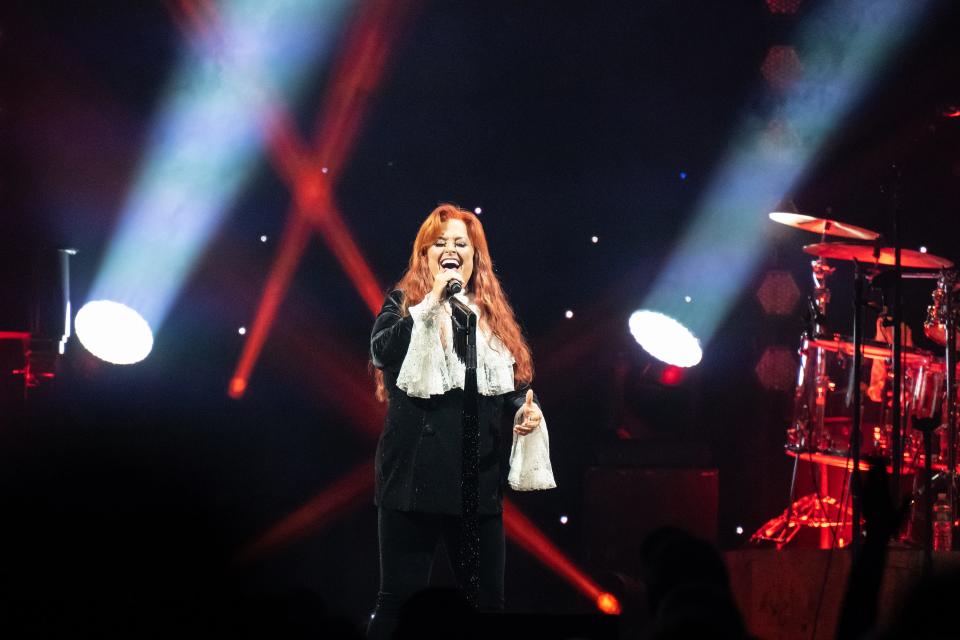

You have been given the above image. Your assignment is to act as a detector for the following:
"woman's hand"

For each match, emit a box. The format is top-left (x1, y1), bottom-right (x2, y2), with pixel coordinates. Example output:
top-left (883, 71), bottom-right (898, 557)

top-left (430, 267), bottom-right (465, 302)
top-left (514, 389), bottom-right (542, 436)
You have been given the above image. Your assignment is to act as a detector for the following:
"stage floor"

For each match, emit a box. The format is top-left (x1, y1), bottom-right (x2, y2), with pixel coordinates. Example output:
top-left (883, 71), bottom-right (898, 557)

top-left (726, 548), bottom-right (960, 639)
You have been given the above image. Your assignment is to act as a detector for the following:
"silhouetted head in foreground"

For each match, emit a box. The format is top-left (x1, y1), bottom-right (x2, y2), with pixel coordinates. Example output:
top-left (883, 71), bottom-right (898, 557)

top-left (640, 526), bottom-right (749, 639)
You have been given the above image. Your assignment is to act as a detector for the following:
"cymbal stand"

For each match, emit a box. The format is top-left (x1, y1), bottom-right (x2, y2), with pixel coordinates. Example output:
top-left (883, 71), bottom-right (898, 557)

top-left (850, 259), bottom-right (866, 558)
top-left (891, 237), bottom-right (904, 501)
top-left (943, 271), bottom-right (958, 549)
top-left (809, 257), bottom-right (835, 449)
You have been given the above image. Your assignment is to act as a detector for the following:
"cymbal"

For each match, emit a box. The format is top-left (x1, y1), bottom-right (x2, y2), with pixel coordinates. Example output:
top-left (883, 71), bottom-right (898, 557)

top-left (803, 243), bottom-right (954, 269)
top-left (769, 212), bottom-right (880, 240)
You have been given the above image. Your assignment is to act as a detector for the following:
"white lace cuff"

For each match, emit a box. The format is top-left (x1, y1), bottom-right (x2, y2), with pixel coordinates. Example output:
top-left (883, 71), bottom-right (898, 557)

top-left (407, 293), bottom-right (442, 324)
top-left (508, 411), bottom-right (557, 491)
top-left (396, 295), bottom-right (451, 398)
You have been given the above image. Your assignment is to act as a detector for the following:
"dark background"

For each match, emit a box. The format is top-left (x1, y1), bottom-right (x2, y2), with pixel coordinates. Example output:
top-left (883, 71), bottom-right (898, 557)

top-left (1, 0), bottom-right (959, 627)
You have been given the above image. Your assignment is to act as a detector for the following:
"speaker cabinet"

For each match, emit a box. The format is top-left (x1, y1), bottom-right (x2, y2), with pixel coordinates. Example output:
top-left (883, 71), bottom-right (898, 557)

top-left (583, 467), bottom-right (719, 573)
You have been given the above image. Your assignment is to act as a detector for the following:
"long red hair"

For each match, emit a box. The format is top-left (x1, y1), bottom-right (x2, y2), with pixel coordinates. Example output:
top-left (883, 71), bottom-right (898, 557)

top-left (374, 204), bottom-right (533, 401)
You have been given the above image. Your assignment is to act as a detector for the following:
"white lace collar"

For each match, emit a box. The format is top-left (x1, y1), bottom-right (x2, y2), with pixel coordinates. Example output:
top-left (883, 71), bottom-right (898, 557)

top-left (396, 292), bottom-right (516, 399)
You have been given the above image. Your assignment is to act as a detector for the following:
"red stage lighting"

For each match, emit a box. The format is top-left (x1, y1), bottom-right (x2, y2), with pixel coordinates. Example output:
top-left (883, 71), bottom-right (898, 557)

top-left (503, 500), bottom-right (619, 614)
top-left (755, 346), bottom-right (797, 392)
top-left (765, 0), bottom-right (803, 15)
top-left (659, 365), bottom-right (685, 386)
top-left (596, 592), bottom-right (622, 615)
top-left (236, 458), bottom-right (375, 564)
top-left (756, 270), bottom-right (801, 316)
top-left (169, 3), bottom-right (609, 616)
top-left (761, 45), bottom-right (803, 92)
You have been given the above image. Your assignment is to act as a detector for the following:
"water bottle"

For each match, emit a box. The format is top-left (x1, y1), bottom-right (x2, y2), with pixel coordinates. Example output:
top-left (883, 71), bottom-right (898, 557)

top-left (933, 493), bottom-right (953, 552)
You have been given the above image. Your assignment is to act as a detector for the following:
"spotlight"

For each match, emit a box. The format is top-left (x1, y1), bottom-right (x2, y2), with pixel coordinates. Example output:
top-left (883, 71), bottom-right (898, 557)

top-left (641, 0), bottom-right (930, 350)
top-left (565, 310), bottom-right (574, 319)
top-left (679, 171), bottom-right (688, 180)
top-left (736, 525), bottom-right (744, 535)
top-left (659, 365), bottom-right (685, 386)
top-left (628, 310), bottom-right (702, 367)
top-left (260, 235), bottom-right (268, 243)
top-left (591, 236), bottom-right (599, 243)
top-left (596, 592), bottom-right (621, 615)
top-left (559, 515), bottom-right (569, 524)
top-left (238, 327), bottom-right (247, 335)
top-left (75, 300), bottom-right (154, 365)
top-left (684, 295), bottom-right (692, 303)
top-left (920, 246), bottom-right (928, 253)
top-left (474, 206), bottom-right (482, 214)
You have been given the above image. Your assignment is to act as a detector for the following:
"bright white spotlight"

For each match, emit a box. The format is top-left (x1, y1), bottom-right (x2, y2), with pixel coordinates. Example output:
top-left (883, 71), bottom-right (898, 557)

top-left (628, 310), bottom-right (702, 368)
top-left (75, 300), bottom-right (154, 365)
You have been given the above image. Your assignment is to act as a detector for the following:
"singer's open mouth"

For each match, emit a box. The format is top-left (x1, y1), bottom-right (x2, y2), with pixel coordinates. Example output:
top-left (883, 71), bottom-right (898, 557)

top-left (440, 258), bottom-right (461, 269)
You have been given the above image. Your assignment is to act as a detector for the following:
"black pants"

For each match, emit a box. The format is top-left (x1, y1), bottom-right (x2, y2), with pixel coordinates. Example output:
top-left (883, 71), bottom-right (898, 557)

top-left (366, 508), bottom-right (505, 640)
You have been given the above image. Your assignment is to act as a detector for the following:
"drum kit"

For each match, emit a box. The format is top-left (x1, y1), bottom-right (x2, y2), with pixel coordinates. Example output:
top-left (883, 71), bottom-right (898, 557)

top-left (753, 212), bottom-right (959, 550)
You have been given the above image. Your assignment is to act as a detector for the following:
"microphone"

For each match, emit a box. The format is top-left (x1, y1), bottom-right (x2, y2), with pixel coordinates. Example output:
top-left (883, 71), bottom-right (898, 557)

top-left (446, 278), bottom-right (463, 297)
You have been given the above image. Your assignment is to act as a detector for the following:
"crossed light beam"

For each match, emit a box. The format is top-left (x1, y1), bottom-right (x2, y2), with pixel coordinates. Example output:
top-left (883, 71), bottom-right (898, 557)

top-left (76, 0), bottom-right (355, 365)
top-left (639, 0), bottom-right (934, 351)
top-left (168, 0), bottom-right (622, 615)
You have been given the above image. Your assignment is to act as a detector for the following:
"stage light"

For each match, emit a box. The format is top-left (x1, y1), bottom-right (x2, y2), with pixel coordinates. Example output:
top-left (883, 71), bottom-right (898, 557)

top-left (640, 0), bottom-right (931, 350)
top-left (683, 295), bottom-right (692, 303)
top-left (628, 310), bottom-right (702, 368)
top-left (75, 300), bottom-right (154, 365)
top-left (761, 45), bottom-right (803, 92)
top-left (591, 235), bottom-right (598, 243)
top-left (756, 270), bottom-right (801, 316)
top-left (765, 0), bottom-right (803, 14)
top-left (755, 346), bottom-right (797, 391)
top-left (596, 592), bottom-right (621, 616)
top-left (659, 365), bottom-right (685, 386)
top-left (736, 526), bottom-right (744, 535)
top-left (228, 376), bottom-right (247, 399)
top-left (920, 246), bottom-right (928, 253)
top-left (565, 310), bottom-right (574, 319)
top-left (474, 206), bottom-right (482, 214)
top-left (238, 326), bottom-right (247, 335)
top-left (260, 235), bottom-right (268, 243)
top-left (679, 171), bottom-right (688, 180)
top-left (83, 1), bottom-right (351, 361)
top-left (559, 515), bottom-right (569, 524)
top-left (504, 501), bottom-right (618, 614)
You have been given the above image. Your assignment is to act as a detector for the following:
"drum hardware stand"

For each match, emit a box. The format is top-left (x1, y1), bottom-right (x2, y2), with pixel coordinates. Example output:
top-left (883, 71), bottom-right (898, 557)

top-left (849, 258), bottom-right (869, 558)
top-left (912, 413), bottom-right (938, 575)
top-left (942, 270), bottom-right (958, 552)
top-left (751, 255), bottom-right (855, 548)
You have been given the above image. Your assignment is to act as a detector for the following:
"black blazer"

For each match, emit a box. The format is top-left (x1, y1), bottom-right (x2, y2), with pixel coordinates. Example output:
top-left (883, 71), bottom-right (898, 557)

top-left (370, 290), bottom-right (532, 515)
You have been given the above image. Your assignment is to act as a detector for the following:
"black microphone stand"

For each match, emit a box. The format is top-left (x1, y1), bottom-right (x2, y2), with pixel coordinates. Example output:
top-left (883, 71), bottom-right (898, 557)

top-left (449, 294), bottom-right (480, 607)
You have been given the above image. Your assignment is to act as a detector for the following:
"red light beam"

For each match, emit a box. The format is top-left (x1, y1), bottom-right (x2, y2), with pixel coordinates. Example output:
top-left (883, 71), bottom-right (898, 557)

top-left (219, 0), bottom-right (417, 395)
top-left (236, 457), bottom-right (375, 564)
top-left (229, 211), bottom-right (314, 398)
top-left (503, 499), bottom-right (620, 614)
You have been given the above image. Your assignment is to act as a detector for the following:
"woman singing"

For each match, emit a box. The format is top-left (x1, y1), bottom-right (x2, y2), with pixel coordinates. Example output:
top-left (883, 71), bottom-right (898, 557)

top-left (367, 204), bottom-right (555, 638)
